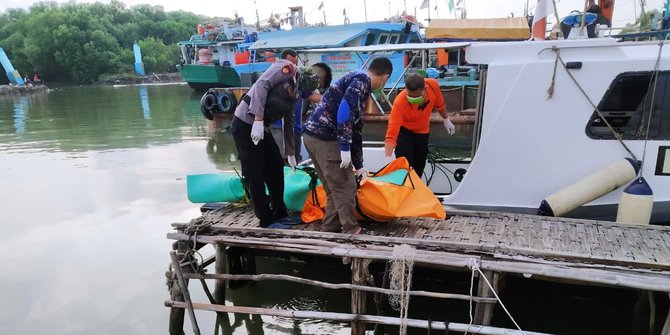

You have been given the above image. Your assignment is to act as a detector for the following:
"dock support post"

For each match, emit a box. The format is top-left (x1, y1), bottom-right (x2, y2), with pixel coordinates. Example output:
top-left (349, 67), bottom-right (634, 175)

top-left (374, 262), bottom-right (391, 335)
top-left (662, 293), bottom-right (670, 335)
top-left (213, 244), bottom-right (233, 334)
top-left (351, 258), bottom-right (369, 335)
top-left (168, 243), bottom-right (186, 335)
top-left (227, 247), bottom-right (257, 289)
top-left (170, 250), bottom-right (201, 335)
top-left (214, 244), bottom-right (227, 304)
top-left (473, 270), bottom-right (498, 326)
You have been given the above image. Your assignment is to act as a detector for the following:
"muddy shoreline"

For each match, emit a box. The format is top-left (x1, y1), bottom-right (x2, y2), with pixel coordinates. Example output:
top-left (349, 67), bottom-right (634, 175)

top-left (0, 84), bottom-right (50, 95)
top-left (96, 72), bottom-right (184, 85)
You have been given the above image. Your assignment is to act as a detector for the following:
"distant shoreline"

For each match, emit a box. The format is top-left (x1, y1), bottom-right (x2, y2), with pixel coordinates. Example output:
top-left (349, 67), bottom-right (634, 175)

top-left (0, 84), bottom-right (50, 96)
top-left (95, 72), bottom-right (184, 86)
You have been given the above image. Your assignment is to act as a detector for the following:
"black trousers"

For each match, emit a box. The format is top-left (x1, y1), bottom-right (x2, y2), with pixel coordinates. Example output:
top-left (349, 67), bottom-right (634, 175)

top-left (394, 126), bottom-right (429, 178)
top-left (231, 117), bottom-right (287, 226)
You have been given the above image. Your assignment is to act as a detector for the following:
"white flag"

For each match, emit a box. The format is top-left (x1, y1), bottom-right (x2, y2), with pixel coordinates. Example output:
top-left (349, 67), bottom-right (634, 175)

top-left (420, 0), bottom-right (429, 9)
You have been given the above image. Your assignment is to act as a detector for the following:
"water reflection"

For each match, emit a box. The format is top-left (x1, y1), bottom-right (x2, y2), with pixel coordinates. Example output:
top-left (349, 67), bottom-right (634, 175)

top-left (139, 86), bottom-right (151, 120)
top-left (13, 95), bottom-right (28, 136)
top-left (205, 127), bottom-right (240, 171)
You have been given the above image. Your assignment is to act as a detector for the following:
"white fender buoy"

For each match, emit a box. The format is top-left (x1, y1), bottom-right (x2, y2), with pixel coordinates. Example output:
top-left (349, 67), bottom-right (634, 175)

top-left (537, 158), bottom-right (639, 217)
top-left (616, 178), bottom-right (653, 225)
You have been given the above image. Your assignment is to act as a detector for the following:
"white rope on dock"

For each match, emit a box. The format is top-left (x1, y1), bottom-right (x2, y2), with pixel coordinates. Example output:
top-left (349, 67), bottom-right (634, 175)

top-left (389, 244), bottom-right (416, 335)
top-left (466, 258), bottom-right (527, 335)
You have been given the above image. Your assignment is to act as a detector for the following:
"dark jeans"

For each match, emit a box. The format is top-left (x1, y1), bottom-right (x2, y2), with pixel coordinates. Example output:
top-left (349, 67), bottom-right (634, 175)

top-left (395, 126), bottom-right (429, 178)
top-left (231, 117), bottom-right (287, 226)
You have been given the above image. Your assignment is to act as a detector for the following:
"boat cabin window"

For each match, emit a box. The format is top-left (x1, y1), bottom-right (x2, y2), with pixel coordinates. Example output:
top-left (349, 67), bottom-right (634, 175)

top-left (379, 34), bottom-right (389, 44)
top-left (389, 35), bottom-right (399, 44)
top-left (586, 71), bottom-right (670, 140)
top-left (364, 34), bottom-right (376, 46)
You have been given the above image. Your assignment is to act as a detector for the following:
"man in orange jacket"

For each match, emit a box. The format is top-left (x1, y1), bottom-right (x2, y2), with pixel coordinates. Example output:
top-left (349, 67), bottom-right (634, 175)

top-left (384, 74), bottom-right (455, 177)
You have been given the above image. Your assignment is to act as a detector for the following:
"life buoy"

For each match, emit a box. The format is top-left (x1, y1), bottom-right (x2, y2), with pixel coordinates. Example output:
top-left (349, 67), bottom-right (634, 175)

top-left (200, 90), bottom-right (218, 120)
top-left (217, 91), bottom-right (237, 114)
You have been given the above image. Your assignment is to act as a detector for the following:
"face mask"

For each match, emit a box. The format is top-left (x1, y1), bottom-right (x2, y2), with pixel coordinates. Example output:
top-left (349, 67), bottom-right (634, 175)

top-left (371, 75), bottom-right (388, 95)
top-left (407, 95), bottom-right (424, 105)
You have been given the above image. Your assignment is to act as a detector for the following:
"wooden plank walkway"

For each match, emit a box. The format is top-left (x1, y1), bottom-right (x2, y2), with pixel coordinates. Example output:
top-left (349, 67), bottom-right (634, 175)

top-left (169, 204), bottom-right (670, 292)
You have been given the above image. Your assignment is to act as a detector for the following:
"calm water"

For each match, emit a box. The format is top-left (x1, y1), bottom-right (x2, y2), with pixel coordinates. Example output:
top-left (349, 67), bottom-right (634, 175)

top-left (0, 84), bottom-right (644, 335)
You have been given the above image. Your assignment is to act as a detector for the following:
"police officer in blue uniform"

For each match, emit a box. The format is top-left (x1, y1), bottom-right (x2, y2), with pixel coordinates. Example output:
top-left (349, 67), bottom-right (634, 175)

top-left (231, 49), bottom-right (299, 228)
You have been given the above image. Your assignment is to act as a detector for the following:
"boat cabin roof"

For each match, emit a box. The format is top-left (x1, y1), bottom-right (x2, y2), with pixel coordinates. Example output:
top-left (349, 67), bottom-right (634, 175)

top-left (249, 22), bottom-right (422, 50)
top-left (303, 41), bottom-right (472, 53)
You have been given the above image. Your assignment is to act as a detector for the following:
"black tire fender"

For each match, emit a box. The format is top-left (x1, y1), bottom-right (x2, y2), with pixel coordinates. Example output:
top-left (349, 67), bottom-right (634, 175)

top-left (200, 90), bottom-right (217, 120)
top-left (217, 91), bottom-right (237, 114)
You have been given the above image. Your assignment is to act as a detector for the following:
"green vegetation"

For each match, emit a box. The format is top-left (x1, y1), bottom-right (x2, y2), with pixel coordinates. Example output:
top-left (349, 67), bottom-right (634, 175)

top-left (0, 1), bottom-right (203, 83)
top-left (621, 9), bottom-right (661, 34)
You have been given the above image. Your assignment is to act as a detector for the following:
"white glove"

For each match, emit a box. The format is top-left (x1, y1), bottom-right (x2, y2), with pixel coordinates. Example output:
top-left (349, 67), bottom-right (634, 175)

top-left (250, 120), bottom-right (264, 145)
top-left (355, 167), bottom-right (369, 180)
top-left (444, 117), bottom-right (455, 135)
top-left (287, 155), bottom-right (297, 171)
top-left (340, 150), bottom-right (352, 168)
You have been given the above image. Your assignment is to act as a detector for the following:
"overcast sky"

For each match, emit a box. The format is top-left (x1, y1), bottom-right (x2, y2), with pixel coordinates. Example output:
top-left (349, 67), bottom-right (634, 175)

top-left (0, 0), bottom-right (665, 28)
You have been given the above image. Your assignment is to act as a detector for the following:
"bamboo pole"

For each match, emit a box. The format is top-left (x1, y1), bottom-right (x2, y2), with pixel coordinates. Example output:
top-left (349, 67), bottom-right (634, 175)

top-left (214, 244), bottom-right (226, 304)
top-left (166, 233), bottom-right (670, 292)
top-left (167, 270), bottom-right (186, 335)
top-left (374, 262), bottom-right (391, 334)
top-left (213, 244), bottom-right (232, 334)
top-left (171, 220), bottom-right (670, 272)
top-left (184, 272), bottom-right (497, 303)
top-left (170, 251), bottom-right (201, 335)
top-left (474, 270), bottom-right (498, 326)
top-left (165, 301), bottom-right (555, 335)
top-left (662, 293), bottom-right (670, 335)
top-left (351, 258), bottom-right (368, 335)
top-left (168, 243), bottom-right (186, 335)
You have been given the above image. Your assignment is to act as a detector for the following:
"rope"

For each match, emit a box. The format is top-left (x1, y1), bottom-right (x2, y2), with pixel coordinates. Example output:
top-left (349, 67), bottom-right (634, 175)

top-left (464, 259), bottom-right (476, 335)
top-left (181, 216), bottom-right (217, 304)
top-left (547, 50), bottom-right (559, 99)
top-left (425, 144), bottom-right (455, 192)
top-left (639, 39), bottom-right (665, 179)
top-left (465, 259), bottom-right (527, 335)
top-left (551, 46), bottom-right (639, 162)
top-left (389, 244), bottom-right (417, 335)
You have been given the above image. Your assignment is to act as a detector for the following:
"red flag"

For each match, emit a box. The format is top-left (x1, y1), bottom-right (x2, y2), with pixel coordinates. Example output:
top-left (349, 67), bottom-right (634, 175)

top-left (532, 0), bottom-right (554, 40)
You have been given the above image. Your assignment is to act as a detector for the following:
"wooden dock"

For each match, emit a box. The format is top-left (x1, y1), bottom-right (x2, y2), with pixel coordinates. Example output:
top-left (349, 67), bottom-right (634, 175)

top-left (165, 204), bottom-right (670, 335)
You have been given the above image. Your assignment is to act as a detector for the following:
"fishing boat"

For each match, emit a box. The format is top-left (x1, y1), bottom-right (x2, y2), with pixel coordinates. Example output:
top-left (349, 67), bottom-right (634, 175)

top-left (355, 3), bottom-right (670, 224)
top-left (176, 21), bottom-right (274, 91)
top-left (198, 15), bottom-right (425, 119)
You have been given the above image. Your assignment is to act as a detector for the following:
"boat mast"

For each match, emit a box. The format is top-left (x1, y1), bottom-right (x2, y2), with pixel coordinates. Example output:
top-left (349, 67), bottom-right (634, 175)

top-left (254, 0), bottom-right (261, 29)
top-left (552, 0), bottom-right (560, 23)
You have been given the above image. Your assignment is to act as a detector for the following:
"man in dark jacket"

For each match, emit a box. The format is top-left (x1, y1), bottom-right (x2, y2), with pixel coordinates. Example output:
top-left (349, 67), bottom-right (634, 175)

top-left (230, 49), bottom-right (299, 228)
top-left (303, 57), bottom-right (393, 234)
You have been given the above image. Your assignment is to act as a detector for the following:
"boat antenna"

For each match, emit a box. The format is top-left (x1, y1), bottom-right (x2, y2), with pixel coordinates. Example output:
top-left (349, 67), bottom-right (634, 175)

top-left (363, 0), bottom-right (368, 22)
top-left (254, 0), bottom-right (261, 29)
